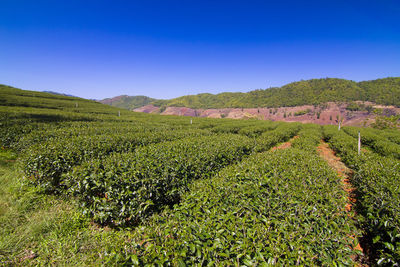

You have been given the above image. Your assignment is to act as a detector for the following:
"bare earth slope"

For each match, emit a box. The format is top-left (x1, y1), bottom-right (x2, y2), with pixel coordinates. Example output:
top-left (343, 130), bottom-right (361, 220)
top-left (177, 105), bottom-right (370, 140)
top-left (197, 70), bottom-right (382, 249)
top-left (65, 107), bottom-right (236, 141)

top-left (134, 102), bottom-right (399, 127)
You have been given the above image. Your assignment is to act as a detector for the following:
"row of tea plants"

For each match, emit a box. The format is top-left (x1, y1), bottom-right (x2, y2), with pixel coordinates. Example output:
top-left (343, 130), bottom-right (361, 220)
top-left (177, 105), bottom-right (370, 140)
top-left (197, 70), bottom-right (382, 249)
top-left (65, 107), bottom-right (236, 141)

top-left (324, 126), bottom-right (400, 265)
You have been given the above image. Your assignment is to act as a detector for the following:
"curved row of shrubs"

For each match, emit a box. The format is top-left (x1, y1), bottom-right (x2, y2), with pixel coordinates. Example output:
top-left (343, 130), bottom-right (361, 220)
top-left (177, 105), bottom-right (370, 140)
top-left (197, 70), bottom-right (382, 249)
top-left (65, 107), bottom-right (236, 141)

top-left (291, 123), bottom-right (322, 152)
top-left (343, 126), bottom-right (400, 159)
top-left (63, 122), bottom-right (302, 227)
top-left (122, 146), bottom-right (359, 265)
top-left (21, 129), bottom-right (211, 191)
top-left (324, 126), bottom-right (400, 265)
top-left (65, 134), bottom-right (254, 226)
top-left (254, 123), bottom-right (301, 152)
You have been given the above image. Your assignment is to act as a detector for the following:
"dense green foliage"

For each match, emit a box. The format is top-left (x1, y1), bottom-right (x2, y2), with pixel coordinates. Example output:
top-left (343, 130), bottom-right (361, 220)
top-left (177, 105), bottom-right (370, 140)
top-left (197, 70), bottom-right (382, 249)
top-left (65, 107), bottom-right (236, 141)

top-left (125, 147), bottom-right (358, 265)
top-left (151, 77), bottom-right (400, 108)
top-left (381, 129), bottom-right (400, 145)
top-left (254, 123), bottom-right (300, 152)
top-left (343, 126), bottom-right (400, 159)
top-left (237, 123), bottom-right (278, 137)
top-left (291, 124), bottom-right (322, 152)
top-left (371, 114), bottom-right (400, 130)
top-left (100, 95), bottom-right (157, 110)
top-left (66, 134), bottom-right (254, 226)
top-left (358, 77), bottom-right (400, 106)
top-left (21, 128), bottom-right (210, 191)
top-left (323, 126), bottom-right (400, 265)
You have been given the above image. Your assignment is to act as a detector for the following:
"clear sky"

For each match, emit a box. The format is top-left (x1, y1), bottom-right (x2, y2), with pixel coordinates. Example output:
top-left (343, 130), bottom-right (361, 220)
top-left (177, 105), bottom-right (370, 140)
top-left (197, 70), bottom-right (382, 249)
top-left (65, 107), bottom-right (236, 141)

top-left (1, 0), bottom-right (400, 100)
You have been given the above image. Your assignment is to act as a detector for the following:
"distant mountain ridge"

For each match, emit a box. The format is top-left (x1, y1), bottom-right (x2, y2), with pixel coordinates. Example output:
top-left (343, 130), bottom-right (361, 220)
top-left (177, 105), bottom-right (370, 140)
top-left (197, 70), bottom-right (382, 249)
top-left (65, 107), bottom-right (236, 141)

top-left (99, 95), bottom-right (157, 110)
top-left (102, 77), bottom-right (400, 110)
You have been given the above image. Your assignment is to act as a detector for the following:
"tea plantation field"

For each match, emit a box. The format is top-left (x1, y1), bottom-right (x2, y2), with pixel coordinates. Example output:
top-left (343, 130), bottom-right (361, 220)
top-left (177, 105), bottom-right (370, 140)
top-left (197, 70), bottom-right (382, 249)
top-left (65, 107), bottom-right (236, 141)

top-left (0, 86), bottom-right (399, 265)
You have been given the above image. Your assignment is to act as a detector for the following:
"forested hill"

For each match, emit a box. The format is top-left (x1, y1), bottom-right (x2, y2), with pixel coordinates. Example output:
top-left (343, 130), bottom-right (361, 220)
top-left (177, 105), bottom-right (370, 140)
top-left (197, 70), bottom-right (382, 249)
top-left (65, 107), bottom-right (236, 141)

top-left (151, 77), bottom-right (400, 109)
top-left (99, 95), bottom-right (157, 110)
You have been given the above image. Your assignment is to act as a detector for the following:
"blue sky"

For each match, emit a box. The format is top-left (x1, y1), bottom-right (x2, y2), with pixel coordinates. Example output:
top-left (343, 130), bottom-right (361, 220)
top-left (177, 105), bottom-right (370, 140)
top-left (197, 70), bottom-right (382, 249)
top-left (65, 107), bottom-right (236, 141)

top-left (1, 0), bottom-right (399, 99)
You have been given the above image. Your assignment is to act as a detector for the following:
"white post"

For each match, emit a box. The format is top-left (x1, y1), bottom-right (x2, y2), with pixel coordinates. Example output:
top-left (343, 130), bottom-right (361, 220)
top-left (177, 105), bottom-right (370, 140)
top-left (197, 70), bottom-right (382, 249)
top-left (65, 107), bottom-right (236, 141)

top-left (118, 111), bottom-right (120, 117)
top-left (75, 102), bottom-right (78, 108)
top-left (338, 120), bottom-right (341, 131)
top-left (358, 131), bottom-right (361, 155)
top-left (190, 119), bottom-right (192, 124)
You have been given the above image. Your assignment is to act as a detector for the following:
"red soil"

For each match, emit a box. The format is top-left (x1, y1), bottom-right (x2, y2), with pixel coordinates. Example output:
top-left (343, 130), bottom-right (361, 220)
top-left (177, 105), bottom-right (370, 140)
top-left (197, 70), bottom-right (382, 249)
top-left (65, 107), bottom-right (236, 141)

top-left (134, 102), bottom-right (400, 127)
top-left (317, 141), bottom-right (367, 265)
top-left (271, 136), bottom-right (299, 151)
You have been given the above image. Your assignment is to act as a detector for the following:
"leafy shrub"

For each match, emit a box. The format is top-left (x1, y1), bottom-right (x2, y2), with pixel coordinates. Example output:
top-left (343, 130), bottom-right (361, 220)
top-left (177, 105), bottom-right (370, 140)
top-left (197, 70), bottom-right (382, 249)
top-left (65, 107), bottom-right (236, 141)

top-left (21, 129), bottom-right (210, 191)
top-left (238, 123), bottom-right (278, 138)
top-left (343, 126), bottom-right (400, 159)
top-left (323, 125), bottom-right (400, 264)
top-left (294, 109), bottom-right (311, 116)
top-left (254, 123), bottom-right (301, 152)
top-left (65, 134), bottom-right (254, 226)
top-left (291, 124), bottom-right (322, 152)
top-left (346, 102), bottom-right (366, 111)
top-left (127, 148), bottom-right (359, 265)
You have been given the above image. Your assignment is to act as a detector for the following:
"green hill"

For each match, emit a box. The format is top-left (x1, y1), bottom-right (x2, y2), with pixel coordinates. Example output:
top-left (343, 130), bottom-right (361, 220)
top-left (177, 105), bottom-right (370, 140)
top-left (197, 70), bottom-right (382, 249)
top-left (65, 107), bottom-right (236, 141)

top-left (152, 77), bottom-right (400, 109)
top-left (99, 95), bottom-right (157, 110)
top-left (358, 77), bottom-right (400, 106)
top-left (0, 84), bottom-right (138, 122)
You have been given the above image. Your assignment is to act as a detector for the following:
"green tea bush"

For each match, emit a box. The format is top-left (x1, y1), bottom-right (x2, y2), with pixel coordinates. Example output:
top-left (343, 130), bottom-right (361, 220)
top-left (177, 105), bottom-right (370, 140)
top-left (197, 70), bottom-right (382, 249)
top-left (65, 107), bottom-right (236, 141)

top-left (237, 123), bottom-right (278, 137)
top-left (343, 126), bottom-right (400, 159)
top-left (66, 134), bottom-right (254, 226)
top-left (353, 154), bottom-right (400, 265)
top-left (21, 129), bottom-right (209, 191)
top-left (254, 123), bottom-right (301, 152)
top-left (291, 123), bottom-right (322, 152)
top-left (381, 129), bottom-right (400, 145)
top-left (13, 121), bottom-right (166, 151)
top-left (127, 148), bottom-right (358, 265)
top-left (324, 125), bottom-right (400, 265)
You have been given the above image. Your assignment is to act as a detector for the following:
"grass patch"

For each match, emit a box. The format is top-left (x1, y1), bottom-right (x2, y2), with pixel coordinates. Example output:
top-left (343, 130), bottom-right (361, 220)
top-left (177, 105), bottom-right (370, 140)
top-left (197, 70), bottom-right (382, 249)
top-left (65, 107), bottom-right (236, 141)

top-left (0, 159), bottom-right (136, 266)
top-left (0, 148), bottom-right (17, 166)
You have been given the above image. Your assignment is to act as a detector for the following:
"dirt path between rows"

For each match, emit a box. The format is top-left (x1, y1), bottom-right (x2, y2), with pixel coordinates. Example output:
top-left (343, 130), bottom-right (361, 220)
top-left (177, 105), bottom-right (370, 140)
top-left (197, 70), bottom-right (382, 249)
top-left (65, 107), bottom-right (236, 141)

top-left (317, 141), bottom-right (368, 266)
top-left (271, 136), bottom-right (299, 151)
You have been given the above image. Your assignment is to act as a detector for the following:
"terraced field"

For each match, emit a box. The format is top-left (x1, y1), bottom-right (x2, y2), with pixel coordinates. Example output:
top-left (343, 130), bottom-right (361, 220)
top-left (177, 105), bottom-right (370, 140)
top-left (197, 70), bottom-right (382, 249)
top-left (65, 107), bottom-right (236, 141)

top-left (0, 87), bottom-right (399, 265)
